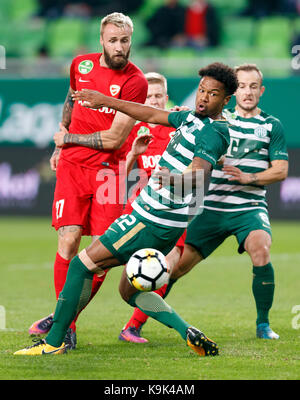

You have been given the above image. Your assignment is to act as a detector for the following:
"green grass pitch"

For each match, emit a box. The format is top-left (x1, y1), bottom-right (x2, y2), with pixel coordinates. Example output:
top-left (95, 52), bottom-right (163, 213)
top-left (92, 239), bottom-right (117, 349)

top-left (0, 217), bottom-right (299, 380)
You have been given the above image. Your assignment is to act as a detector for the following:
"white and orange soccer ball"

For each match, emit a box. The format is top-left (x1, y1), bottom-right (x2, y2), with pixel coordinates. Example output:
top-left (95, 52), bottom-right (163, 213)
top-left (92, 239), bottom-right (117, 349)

top-left (126, 248), bottom-right (170, 292)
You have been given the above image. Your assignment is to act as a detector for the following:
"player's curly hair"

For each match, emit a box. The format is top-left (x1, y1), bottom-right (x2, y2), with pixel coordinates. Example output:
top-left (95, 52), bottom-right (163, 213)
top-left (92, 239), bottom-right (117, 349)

top-left (198, 62), bottom-right (238, 96)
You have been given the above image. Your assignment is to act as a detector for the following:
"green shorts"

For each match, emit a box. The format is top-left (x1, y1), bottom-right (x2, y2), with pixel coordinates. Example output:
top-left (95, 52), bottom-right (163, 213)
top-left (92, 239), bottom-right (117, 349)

top-left (99, 210), bottom-right (185, 265)
top-left (186, 208), bottom-right (272, 259)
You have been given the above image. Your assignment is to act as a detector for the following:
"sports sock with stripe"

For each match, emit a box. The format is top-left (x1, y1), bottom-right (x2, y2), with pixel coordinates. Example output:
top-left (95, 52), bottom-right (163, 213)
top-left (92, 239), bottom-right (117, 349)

top-left (128, 291), bottom-right (189, 340)
top-left (46, 255), bottom-right (94, 347)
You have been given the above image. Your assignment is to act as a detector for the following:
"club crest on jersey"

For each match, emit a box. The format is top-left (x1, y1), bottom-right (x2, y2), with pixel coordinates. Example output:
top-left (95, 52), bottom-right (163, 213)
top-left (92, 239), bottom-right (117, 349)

top-left (137, 126), bottom-right (150, 136)
top-left (254, 126), bottom-right (267, 138)
top-left (110, 85), bottom-right (121, 96)
top-left (78, 60), bottom-right (94, 74)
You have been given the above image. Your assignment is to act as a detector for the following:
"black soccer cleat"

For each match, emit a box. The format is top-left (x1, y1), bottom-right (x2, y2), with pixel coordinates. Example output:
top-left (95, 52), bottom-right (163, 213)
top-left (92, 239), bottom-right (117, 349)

top-left (64, 328), bottom-right (77, 350)
top-left (186, 326), bottom-right (219, 356)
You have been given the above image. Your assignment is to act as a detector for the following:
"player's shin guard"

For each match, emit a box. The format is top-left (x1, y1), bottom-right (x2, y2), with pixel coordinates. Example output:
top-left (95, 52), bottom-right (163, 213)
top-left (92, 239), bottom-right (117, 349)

top-left (46, 255), bottom-right (93, 348)
top-left (128, 292), bottom-right (189, 340)
top-left (252, 263), bottom-right (275, 325)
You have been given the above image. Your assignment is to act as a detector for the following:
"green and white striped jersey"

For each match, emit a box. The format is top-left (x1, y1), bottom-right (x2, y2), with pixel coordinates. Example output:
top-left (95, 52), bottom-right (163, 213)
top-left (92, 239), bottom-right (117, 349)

top-left (132, 110), bottom-right (230, 228)
top-left (204, 108), bottom-right (289, 212)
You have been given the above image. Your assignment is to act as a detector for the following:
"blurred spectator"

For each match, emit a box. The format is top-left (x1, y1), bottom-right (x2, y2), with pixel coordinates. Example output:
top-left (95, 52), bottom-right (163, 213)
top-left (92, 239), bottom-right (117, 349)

top-left (240, 0), bottom-right (281, 17)
top-left (182, 0), bottom-right (220, 49)
top-left (145, 0), bottom-right (186, 48)
top-left (37, 1), bottom-right (141, 19)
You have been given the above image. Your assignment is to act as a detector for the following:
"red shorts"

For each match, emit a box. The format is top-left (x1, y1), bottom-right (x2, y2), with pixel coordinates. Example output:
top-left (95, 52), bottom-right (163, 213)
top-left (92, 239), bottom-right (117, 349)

top-left (52, 158), bottom-right (125, 236)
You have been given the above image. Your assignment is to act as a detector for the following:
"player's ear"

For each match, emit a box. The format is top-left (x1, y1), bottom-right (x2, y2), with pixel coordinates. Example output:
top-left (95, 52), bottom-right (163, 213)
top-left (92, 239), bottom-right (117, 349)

top-left (223, 95), bottom-right (231, 106)
top-left (260, 85), bottom-right (265, 97)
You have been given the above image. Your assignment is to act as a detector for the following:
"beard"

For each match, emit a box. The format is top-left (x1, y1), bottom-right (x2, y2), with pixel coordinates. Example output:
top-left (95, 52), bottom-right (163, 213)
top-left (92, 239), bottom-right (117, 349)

top-left (103, 46), bottom-right (130, 70)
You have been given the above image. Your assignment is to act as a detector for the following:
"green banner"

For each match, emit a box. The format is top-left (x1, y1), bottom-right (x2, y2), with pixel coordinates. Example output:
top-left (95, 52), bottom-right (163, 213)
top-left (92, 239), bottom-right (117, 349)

top-left (0, 77), bottom-right (299, 147)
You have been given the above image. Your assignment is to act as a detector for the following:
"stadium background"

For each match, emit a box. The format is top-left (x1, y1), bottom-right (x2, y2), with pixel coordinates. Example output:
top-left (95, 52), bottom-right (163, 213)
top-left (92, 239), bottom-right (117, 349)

top-left (0, 0), bottom-right (299, 220)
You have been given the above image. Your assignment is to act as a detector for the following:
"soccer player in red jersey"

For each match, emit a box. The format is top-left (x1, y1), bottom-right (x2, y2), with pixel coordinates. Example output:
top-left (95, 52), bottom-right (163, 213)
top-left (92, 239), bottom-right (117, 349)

top-left (118, 72), bottom-right (187, 343)
top-left (28, 12), bottom-right (148, 347)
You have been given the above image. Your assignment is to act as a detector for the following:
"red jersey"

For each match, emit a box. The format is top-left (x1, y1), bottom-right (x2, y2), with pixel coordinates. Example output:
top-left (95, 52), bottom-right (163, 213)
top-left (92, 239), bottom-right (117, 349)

top-left (128, 122), bottom-right (175, 179)
top-left (124, 122), bottom-right (175, 211)
top-left (60, 53), bottom-right (148, 170)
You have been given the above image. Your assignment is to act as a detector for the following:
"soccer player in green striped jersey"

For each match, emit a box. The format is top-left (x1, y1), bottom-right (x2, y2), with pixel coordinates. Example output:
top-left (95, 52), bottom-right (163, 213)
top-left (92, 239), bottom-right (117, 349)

top-left (168, 64), bottom-right (289, 340)
top-left (14, 63), bottom-right (238, 356)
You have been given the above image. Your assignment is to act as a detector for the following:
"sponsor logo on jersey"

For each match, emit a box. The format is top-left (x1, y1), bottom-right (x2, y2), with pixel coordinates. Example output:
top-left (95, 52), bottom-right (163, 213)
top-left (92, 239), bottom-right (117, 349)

top-left (79, 77), bottom-right (90, 82)
top-left (78, 60), bottom-right (94, 74)
top-left (254, 126), bottom-right (267, 138)
top-left (141, 155), bottom-right (161, 169)
top-left (110, 85), bottom-right (121, 96)
top-left (137, 126), bottom-right (150, 136)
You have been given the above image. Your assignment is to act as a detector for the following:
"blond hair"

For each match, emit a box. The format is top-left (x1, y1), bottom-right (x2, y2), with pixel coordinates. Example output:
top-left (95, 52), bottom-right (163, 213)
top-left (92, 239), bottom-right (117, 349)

top-left (234, 63), bottom-right (263, 85)
top-left (145, 72), bottom-right (168, 92)
top-left (100, 12), bottom-right (133, 36)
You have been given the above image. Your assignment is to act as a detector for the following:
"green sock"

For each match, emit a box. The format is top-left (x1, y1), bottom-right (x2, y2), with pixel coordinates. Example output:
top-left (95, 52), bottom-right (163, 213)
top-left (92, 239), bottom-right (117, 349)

top-left (46, 255), bottom-right (94, 347)
top-left (163, 278), bottom-right (177, 299)
top-left (252, 263), bottom-right (275, 326)
top-left (128, 291), bottom-right (189, 340)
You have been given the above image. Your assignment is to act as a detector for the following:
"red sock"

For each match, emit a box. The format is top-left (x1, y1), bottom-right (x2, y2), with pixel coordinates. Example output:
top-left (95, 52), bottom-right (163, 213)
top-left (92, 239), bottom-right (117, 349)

top-left (53, 252), bottom-right (70, 300)
top-left (53, 253), bottom-right (78, 332)
top-left (124, 284), bottom-right (168, 330)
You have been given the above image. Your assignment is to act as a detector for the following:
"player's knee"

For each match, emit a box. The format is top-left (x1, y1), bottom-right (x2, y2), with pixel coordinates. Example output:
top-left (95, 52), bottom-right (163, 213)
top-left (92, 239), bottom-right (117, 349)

top-left (58, 232), bottom-right (81, 259)
top-left (250, 243), bottom-right (270, 266)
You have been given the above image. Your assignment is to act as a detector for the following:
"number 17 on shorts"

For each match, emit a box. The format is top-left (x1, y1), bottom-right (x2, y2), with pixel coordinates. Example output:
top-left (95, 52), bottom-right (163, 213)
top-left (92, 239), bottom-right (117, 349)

top-left (56, 199), bottom-right (65, 220)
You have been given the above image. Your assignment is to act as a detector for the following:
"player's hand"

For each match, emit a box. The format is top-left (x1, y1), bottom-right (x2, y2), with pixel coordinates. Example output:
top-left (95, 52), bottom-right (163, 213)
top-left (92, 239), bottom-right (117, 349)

top-left (50, 147), bottom-right (61, 171)
top-left (169, 105), bottom-right (190, 112)
top-left (53, 123), bottom-right (68, 148)
top-left (152, 166), bottom-right (182, 190)
top-left (131, 134), bottom-right (153, 156)
top-left (222, 165), bottom-right (255, 184)
top-left (72, 89), bottom-right (106, 108)
top-left (217, 155), bottom-right (226, 166)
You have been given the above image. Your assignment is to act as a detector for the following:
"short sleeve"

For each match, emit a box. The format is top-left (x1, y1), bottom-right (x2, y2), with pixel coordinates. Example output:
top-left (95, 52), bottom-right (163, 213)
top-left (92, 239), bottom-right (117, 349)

top-left (120, 74), bottom-right (148, 105)
top-left (168, 111), bottom-right (190, 129)
top-left (194, 124), bottom-right (229, 167)
top-left (269, 119), bottom-right (289, 161)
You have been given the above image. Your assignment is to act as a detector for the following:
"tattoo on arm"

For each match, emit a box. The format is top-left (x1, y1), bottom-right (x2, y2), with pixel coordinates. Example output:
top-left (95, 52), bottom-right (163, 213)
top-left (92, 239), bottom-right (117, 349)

top-left (61, 88), bottom-right (74, 129)
top-left (63, 131), bottom-right (103, 150)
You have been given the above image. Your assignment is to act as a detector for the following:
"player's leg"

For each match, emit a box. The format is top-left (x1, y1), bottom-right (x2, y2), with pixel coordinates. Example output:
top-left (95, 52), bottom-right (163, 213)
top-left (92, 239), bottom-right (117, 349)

top-left (14, 240), bottom-right (120, 355)
top-left (164, 209), bottom-right (227, 299)
top-left (119, 267), bottom-right (218, 357)
top-left (29, 160), bottom-right (92, 340)
top-left (244, 229), bottom-right (278, 339)
top-left (235, 210), bottom-right (278, 339)
top-left (44, 240), bottom-right (120, 349)
top-left (119, 244), bottom-right (182, 343)
top-left (28, 224), bottom-right (82, 337)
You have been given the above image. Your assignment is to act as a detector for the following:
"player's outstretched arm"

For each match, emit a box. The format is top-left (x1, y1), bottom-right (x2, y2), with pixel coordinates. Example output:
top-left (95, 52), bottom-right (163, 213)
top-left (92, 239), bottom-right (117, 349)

top-left (72, 89), bottom-right (171, 126)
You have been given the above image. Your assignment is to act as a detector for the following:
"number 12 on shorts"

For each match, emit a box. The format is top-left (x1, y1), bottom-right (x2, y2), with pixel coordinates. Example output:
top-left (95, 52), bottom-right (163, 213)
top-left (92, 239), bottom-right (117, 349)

top-left (56, 199), bottom-right (65, 219)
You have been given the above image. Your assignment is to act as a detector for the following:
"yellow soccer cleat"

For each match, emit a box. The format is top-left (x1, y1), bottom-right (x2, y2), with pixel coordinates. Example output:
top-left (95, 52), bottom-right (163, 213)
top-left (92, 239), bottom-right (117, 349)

top-left (14, 339), bottom-right (66, 356)
top-left (186, 327), bottom-right (219, 357)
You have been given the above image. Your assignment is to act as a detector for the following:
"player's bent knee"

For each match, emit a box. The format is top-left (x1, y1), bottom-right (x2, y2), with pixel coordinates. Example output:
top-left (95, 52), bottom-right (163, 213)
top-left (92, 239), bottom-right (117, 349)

top-left (250, 244), bottom-right (270, 266)
top-left (119, 268), bottom-right (137, 303)
top-left (57, 226), bottom-right (82, 259)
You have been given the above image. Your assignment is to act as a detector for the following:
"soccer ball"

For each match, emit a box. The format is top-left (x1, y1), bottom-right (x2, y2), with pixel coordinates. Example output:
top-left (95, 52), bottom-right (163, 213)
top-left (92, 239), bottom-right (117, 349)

top-left (126, 248), bottom-right (170, 292)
